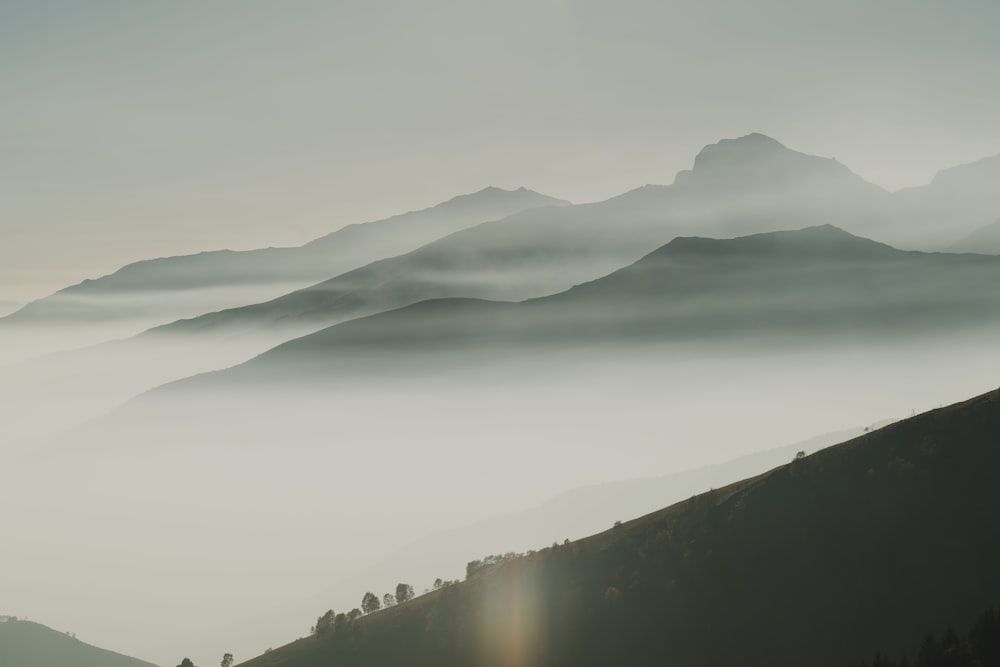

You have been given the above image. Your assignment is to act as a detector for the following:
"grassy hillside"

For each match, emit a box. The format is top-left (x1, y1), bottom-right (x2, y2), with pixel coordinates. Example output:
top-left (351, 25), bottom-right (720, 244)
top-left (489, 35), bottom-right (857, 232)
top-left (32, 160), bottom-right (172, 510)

top-left (238, 387), bottom-right (1000, 667)
top-left (0, 618), bottom-right (158, 667)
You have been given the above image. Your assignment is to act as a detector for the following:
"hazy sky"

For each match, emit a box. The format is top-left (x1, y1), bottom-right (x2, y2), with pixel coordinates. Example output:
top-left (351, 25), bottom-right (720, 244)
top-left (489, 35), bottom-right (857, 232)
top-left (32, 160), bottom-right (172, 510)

top-left (3, 0), bottom-right (999, 302)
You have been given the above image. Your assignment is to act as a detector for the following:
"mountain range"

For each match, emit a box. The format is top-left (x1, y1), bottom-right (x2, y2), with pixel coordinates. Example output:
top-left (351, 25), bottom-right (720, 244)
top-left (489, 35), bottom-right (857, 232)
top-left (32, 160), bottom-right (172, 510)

top-left (165, 225), bottom-right (1000, 389)
top-left (0, 186), bottom-right (566, 360)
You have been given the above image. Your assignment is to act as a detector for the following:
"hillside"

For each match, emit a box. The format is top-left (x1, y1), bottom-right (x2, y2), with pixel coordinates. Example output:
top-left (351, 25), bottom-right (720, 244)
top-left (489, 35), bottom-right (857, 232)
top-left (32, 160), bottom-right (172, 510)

top-left (0, 618), bottom-right (158, 667)
top-left (238, 386), bottom-right (1000, 667)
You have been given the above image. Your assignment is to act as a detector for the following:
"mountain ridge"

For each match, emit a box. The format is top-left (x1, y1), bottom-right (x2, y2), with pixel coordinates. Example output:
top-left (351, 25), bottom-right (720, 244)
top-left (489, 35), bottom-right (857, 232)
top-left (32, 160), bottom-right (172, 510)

top-left (236, 386), bottom-right (1000, 667)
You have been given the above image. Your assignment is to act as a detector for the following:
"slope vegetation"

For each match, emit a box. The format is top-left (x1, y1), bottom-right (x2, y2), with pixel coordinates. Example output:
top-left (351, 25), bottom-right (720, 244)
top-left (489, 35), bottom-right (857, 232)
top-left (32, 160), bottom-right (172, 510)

top-left (239, 387), bottom-right (1000, 667)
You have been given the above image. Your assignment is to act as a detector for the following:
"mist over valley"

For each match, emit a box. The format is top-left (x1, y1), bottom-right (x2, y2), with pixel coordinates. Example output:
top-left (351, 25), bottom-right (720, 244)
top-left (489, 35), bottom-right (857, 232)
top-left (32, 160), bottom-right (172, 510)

top-left (3, 3), bottom-right (1000, 665)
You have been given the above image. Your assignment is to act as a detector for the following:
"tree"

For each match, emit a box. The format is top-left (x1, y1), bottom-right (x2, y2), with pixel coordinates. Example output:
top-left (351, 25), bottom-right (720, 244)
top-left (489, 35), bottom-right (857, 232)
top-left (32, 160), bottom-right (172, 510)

top-left (395, 582), bottom-right (414, 604)
top-left (221, 654), bottom-right (233, 667)
top-left (348, 608), bottom-right (362, 622)
top-left (177, 660), bottom-right (196, 667)
top-left (433, 578), bottom-right (443, 590)
top-left (361, 592), bottom-right (381, 615)
top-left (315, 609), bottom-right (335, 635)
top-left (383, 592), bottom-right (396, 608)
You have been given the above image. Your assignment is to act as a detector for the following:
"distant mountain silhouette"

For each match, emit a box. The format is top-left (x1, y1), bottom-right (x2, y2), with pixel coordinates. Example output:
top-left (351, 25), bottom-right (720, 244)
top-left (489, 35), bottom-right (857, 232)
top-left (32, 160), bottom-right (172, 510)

top-left (898, 152), bottom-right (1000, 246)
top-left (0, 186), bottom-right (565, 331)
top-left (148, 135), bottom-right (911, 347)
top-left (951, 218), bottom-right (1000, 254)
top-left (183, 225), bottom-right (1000, 384)
top-left (12, 136), bottom-right (995, 441)
top-left (672, 133), bottom-right (906, 241)
top-left (0, 299), bottom-right (20, 317)
top-left (237, 386), bottom-right (1000, 667)
top-left (0, 618), bottom-right (156, 667)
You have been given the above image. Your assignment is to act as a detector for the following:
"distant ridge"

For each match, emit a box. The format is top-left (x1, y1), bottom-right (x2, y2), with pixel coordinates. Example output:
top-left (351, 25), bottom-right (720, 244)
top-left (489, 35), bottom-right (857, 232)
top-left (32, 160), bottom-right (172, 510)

top-left (950, 218), bottom-right (1000, 254)
top-left (1, 186), bottom-right (566, 326)
top-left (180, 224), bottom-right (1000, 382)
top-left (648, 224), bottom-right (900, 259)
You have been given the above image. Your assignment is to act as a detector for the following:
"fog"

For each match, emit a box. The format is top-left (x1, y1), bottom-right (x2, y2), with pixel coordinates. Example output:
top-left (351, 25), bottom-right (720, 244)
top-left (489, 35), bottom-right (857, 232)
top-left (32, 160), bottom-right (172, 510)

top-left (0, 284), bottom-right (317, 368)
top-left (4, 329), bottom-right (1000, 665)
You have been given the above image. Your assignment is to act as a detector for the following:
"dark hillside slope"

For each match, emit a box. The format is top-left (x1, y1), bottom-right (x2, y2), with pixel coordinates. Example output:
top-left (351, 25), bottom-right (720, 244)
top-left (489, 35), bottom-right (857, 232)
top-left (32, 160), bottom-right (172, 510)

top-left (239, 387), bottom-right (1000, 667)
top-left (0, 619), bottom-right (157, 667)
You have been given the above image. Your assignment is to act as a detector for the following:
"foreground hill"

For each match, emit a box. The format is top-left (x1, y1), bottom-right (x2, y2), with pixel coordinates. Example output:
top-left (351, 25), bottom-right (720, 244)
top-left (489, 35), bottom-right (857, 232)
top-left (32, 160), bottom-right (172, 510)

top-left (239, 386), bottom-right (1000, 667)
top-left (0, 618), bottom-right (157, 667)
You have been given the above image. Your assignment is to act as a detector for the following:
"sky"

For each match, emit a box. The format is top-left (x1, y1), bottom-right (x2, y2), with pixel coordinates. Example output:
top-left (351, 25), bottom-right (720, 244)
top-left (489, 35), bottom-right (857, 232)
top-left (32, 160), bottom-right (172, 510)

top-left (2, 0), bottom-right (999, 301)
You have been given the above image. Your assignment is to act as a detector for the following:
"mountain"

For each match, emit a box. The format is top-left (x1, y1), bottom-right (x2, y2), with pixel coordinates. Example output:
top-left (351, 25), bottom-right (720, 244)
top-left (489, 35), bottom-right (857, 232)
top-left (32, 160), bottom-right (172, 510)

top-left (951, 218), bottom-right (1000, 254)
top-left (204, 424), bottom-right (877, 661)
top-left (0, 187), bottom-right (566, 359)
top-left (185, 225), bottom-right (1000, 385)
top-left (143, 135), bottom-right (909, 356)
top-left (898, 152), bottom-right (1000, 246)
top-left (672, 133), bottom-right (905, 241)
top-left (4, 136), bottom-right (906, 442)
top-left (237, 386), bottom-right (1000, 667)
top-left (0, 618), bottom-right (158, 667)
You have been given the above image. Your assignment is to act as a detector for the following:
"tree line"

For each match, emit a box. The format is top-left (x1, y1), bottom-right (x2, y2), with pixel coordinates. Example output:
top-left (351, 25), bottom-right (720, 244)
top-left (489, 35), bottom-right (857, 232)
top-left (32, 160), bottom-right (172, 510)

top-left (862, 607), bottom-right (1000, 667)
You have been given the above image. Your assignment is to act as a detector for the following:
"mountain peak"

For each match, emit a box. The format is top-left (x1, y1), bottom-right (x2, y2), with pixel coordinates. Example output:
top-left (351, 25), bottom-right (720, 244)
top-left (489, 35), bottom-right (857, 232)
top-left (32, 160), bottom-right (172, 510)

top-left (440, 186), bottom-right (567, 209)
top-left (691, 133), bottom-right (789, 167)
top-left (674, 133), bottom-right (856, 187)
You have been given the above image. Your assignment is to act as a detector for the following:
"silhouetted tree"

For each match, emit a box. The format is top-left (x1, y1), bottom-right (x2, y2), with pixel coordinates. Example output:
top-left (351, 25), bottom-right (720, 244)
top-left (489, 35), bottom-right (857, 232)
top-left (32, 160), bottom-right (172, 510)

top-left (433, 577), bottom-right (443, 590)
top-left (348, 608), bottom-right (362, 622)
top-left (315, 609), bottom-right (335, 635)
top-left (395, 582), bottom-right (414, 604)
top-left (968, 607), bottom-right (1000, 666)
top-left (362, 592), bottom-right (381, 615)
top-left (177, 660), bottom-right (196, 667)
top-left (220, 653), bottom-right (233, 667)
top-left (383, 593), bottom-right (396, 608)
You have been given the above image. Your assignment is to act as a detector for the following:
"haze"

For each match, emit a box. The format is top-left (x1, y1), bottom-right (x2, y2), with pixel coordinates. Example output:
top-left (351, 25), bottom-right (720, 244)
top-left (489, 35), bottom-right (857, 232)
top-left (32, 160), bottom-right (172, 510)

top-left (2, 3), bottom-right (1000, 667)
top-left (4, 0), bottom-right (1000, 301)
